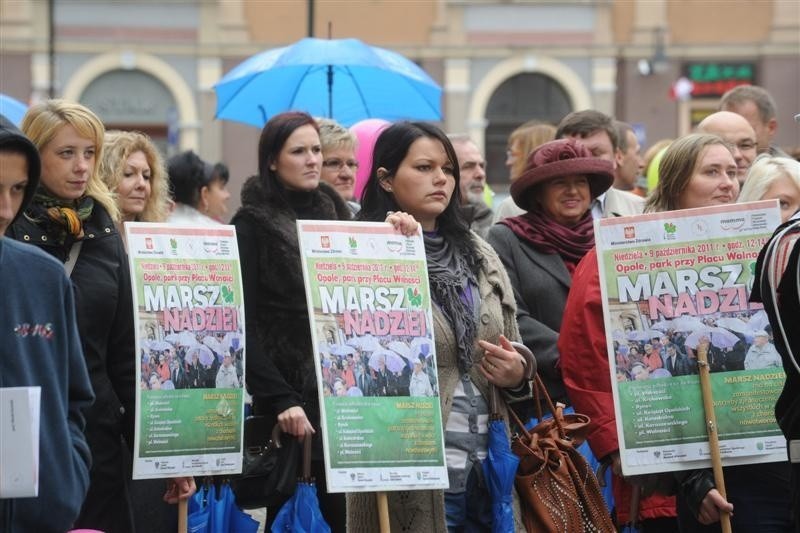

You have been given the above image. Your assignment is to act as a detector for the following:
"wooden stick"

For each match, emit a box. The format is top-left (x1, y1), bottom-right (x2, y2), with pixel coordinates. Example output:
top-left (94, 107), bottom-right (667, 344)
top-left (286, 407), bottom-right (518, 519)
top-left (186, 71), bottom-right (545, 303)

top-left (377, 491), bottom-right (390, 533)
top-left (696, 342), bottom-right (732, 533)
top-left (177, 498), bottom-right (187, 533)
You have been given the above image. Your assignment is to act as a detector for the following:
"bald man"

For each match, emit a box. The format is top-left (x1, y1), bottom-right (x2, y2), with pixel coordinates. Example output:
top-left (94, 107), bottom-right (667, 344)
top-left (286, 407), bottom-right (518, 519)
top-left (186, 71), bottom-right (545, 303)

top-left (696, 111), bottom-right (757, 185)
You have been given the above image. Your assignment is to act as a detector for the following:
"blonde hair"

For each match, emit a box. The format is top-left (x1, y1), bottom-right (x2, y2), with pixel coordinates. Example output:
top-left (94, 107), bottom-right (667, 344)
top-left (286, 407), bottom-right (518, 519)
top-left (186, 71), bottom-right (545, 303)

top-left (21, 99), bottom-right (119, 221)
top-left (100, 130), bottom-right (170, 222)
top-left (738, 154), bottom-right (800, 204)
top-left (508, 122), bottom-right (556, 180)
top-left (645, 134), bottom-right (733, 213)
top-left (317, 118), bottom-right (356, 153)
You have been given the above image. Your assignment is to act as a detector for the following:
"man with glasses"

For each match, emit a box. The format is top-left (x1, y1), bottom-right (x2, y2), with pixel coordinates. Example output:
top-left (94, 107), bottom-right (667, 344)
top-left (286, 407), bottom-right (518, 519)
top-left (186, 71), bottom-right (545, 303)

top-left (318, 118), bottom-right (360, 216)
top-left (719, 85), bottom-right (789, 157)
top-left (696, 111), bottom-right (757, 186)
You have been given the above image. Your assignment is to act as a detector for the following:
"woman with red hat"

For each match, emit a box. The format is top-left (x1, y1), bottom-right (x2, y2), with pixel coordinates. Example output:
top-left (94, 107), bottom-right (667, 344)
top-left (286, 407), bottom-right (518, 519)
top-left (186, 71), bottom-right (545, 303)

top-left (487, 137), bottom-right (613, 407)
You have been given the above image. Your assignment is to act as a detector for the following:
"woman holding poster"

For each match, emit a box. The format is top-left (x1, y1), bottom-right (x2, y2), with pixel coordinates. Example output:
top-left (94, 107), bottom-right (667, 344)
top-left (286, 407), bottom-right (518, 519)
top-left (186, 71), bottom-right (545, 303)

top-left (232, 111), bottom-right (352, 530)
top-left (560, 133), bottom-right (792, 531)
top-left (487, 137), bottom-right (613, 406)
top-left (9, 100), bottom-right (195, 532)
top-left (350, 121), bottom-right (532, 532)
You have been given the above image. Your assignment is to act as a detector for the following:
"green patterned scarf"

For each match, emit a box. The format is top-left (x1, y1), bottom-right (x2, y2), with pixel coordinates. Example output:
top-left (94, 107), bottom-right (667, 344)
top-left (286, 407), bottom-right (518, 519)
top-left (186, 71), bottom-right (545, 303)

top-left (29, 190), bottom-right (94, 244)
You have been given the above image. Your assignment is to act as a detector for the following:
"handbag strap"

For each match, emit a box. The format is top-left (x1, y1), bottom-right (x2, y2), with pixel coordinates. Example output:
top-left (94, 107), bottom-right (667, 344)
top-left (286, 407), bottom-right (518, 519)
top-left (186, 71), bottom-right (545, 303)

top-left (64, 240), bottom-right (83, 277)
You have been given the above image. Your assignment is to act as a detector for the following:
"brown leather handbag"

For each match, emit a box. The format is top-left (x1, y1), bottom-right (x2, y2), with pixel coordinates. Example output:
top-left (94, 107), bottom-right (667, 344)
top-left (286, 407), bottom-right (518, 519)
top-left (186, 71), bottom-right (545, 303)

top-left (506, 374), bottom-right (615, 533)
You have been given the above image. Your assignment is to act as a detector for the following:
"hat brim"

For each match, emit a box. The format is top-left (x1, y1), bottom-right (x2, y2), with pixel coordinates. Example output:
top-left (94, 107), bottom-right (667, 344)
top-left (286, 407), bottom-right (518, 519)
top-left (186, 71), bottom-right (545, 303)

top-left (510, 157), bottom-right (614, 211)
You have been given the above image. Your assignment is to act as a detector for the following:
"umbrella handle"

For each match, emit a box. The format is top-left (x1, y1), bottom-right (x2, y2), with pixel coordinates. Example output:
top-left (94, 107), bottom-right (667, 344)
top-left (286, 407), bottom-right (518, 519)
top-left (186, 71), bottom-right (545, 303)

top-left (271, 423), bottom-right (314, 481)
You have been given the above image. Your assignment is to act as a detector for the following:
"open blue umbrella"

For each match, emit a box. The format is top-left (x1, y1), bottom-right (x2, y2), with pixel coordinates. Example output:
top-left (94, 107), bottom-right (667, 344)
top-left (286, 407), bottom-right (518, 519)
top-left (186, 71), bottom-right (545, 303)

top-left (0, 93), bottom-right (28, 126)
top-left (214, 37), bottom-right (441, 127)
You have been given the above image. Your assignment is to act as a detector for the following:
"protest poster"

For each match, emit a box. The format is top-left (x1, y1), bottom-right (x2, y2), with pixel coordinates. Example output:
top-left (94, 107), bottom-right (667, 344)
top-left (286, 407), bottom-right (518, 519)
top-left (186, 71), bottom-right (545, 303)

top-left (596, 201), bottom-right (786, 476)
top-left (126, 223), bottom-right (245, 479)
top-left (297, 220), bottom-right (448, 493)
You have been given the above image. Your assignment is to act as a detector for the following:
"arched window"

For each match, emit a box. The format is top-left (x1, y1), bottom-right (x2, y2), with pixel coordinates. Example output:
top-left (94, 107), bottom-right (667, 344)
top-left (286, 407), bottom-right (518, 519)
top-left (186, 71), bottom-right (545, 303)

top-left (484, 73), bottom-right (571, 186)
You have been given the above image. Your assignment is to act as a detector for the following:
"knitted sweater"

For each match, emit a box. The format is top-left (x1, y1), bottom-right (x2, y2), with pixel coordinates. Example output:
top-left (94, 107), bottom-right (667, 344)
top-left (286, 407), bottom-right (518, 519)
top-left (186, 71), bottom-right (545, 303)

top-left (346, 235), bottom-right (525, 532)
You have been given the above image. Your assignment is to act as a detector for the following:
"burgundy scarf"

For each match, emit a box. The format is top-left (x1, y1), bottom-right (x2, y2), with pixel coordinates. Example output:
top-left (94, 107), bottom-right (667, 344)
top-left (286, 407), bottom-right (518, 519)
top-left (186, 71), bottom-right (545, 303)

top-left (500, 210), bottom-right (595, 274)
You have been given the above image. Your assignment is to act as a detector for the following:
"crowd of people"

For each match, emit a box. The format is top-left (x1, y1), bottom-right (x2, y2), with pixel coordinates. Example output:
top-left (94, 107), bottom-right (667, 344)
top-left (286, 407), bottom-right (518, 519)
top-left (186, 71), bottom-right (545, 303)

top-left (319, 340), bottom-right (439, 399)
top-left (2, 81), bottom-right (800, 533)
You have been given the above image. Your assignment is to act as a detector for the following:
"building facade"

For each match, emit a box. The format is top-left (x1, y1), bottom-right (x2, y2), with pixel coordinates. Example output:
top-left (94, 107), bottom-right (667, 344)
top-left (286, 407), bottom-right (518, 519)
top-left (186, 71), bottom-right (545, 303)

top-left (1, 0), bottom-right (798, 208)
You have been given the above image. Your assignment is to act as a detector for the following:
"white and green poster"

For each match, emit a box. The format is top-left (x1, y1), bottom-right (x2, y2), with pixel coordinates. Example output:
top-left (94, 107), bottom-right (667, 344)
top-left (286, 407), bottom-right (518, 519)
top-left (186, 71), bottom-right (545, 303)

top-left (297, 220), bottom-right (448, 493)
top-left (596, 201), bottom-right (786, 476)
top-left (126, 223), bottom-right (245, 479)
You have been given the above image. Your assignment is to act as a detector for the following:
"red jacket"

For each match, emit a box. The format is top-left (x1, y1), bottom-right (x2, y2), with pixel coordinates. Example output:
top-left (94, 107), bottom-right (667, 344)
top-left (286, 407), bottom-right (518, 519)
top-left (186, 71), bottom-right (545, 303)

top-left (558, 248), bottom-right (676, 524)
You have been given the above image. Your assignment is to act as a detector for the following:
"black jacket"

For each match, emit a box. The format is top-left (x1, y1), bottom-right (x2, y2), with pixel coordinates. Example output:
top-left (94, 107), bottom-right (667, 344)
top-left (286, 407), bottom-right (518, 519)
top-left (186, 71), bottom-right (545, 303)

top-left (231, 177), bottom-right (350, 423)
top-left (8, 203), bottom-right (136, 530)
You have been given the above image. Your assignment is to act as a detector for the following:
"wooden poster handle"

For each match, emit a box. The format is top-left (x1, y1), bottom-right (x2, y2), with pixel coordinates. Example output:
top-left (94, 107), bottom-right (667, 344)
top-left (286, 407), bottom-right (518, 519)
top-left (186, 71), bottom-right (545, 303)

top-left (696, 342), bottom-right (732, 533)
top-left (177, 498), bottom-right (187, 533)
top-left (377, 491), bottom-right (390, 533)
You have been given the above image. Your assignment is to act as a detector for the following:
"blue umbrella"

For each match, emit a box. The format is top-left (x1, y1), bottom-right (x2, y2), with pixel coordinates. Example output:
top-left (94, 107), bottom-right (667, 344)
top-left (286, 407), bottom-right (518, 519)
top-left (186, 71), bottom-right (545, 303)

top-left (0, 93), bottom-right (28, 126)
top-left (188, 482), bottom-right (259, 533)
top-left (483, 414), bottom-right (519, 533)
top-left (271, 433), bottom-right (331, 533)
top-left (214, 37), bottom-right (441, 127)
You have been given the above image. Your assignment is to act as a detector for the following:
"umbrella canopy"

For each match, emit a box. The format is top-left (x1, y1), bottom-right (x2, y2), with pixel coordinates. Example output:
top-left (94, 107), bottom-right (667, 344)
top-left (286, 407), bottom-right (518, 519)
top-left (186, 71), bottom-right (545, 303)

top-left (203, 335), bottom-right (225, 356)
top-left (385, 352), bottom-right (407, 373)
top-left (715, 317), bottom-right (752, 335)
top-left (0, 93), bottom-right (28, 127)
top-left (347, 334), bottom-right (381, 352)
top-left (410, 336), bottom-right (433, 358)
top-left (685, 326), bottom-right (741, 350)
top-left (146, 339), bottom-right (173, 352)
top-left (329, 343), bottom-right (356, 356)
top-left (368, 350), bottom-right (391, 372)
top-left (214, 37), bottom-right (442, 127)
top-left (222, 331), bottom-right (242, 352)
top-left (668, 315), bottom-right (706, 332)
top-left (483, 417), bottom-right (519, 533)
top-left (167, 330), bottom-right (198, 346)
top-left (187, 344), bottom-right (216, 366)
top-left (626, 329), bottom-right (664, 342)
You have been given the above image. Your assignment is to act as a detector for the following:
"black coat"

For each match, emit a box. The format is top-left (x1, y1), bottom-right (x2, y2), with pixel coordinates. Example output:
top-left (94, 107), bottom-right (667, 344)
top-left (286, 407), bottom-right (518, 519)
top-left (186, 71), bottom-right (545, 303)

top-left (231, 177), bottom-right (351, 423)
top-left (8, 202), bottom-right (136, 531)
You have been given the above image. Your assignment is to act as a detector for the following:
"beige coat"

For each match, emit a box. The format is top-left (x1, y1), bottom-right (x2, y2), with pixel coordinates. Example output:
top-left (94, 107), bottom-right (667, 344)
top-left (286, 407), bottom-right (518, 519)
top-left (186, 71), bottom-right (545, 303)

top-left (346, 236), bottom-right (525, 532)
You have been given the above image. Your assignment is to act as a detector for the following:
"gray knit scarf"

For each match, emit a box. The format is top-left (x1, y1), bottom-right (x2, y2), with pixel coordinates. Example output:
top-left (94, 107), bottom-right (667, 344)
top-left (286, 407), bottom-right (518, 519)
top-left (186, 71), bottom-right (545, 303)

top-left (423, 231), bottom-right (479, 374)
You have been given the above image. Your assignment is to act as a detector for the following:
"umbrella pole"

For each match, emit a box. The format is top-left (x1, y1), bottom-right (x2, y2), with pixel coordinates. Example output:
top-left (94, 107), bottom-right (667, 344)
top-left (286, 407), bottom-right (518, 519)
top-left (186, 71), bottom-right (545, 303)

top-left (177, 498), bottom-right (187, 533)
top-left (696, 342), bottom-right (732, 533)
top-left (377, 491), bottom-right (391, 532)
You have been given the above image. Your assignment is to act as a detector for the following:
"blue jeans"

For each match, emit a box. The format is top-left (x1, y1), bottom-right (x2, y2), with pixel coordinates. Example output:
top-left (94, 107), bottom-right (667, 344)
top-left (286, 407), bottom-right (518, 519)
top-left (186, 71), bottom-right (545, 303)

top-left (444, 467), bottom-right (493, 532)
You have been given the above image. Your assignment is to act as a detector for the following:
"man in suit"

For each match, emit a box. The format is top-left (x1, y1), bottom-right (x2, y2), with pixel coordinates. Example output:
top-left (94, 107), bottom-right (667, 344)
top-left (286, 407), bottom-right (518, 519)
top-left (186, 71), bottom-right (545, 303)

top-left (664, 344), bottom-right (695, 376)
top-left (556, 110), bottom-right (644, 218)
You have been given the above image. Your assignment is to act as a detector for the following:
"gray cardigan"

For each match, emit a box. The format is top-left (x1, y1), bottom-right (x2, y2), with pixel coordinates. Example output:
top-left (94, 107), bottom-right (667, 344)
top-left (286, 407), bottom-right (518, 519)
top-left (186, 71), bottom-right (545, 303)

top-left (487, 223), bottom-right (572, 403)
top-left (346, 235), bottom-right (524, 532)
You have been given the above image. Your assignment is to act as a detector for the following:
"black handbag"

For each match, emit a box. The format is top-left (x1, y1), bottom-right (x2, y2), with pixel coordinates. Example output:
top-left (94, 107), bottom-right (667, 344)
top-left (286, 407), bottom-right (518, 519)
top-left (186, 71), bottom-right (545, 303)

top-left (230, 416), bottom-right (301, 509)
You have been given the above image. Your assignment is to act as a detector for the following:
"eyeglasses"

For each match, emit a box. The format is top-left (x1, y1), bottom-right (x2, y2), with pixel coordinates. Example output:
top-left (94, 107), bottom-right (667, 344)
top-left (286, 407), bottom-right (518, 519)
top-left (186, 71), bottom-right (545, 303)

top-left (322, 158), bottom-right (359, 171)
top-left (736, 141), bottom-right (756, 152)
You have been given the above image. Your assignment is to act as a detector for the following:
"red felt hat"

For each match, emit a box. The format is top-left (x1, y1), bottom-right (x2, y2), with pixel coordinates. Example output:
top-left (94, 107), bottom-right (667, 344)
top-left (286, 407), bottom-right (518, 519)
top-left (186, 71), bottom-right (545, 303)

top-left (510, 138), bottom-right (614, 210)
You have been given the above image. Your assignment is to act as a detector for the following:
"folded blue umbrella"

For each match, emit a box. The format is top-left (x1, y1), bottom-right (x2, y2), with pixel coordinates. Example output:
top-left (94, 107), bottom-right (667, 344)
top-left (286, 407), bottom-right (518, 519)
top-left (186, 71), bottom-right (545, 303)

top-left (483, 417), bottom-right (519, 533)
top-left (271, 482), bottom-right (331, 533)
top-left (188, 482), bottom-right (259, 533)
